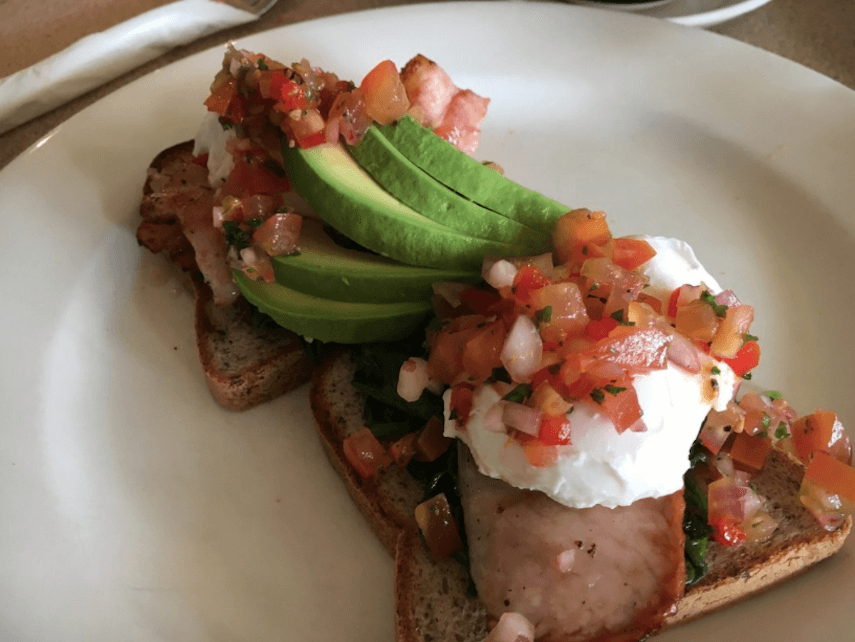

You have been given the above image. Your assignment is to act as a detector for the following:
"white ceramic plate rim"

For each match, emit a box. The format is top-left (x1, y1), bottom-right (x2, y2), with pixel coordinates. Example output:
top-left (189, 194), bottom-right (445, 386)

top-left (580, 0), bottom-right (773, 27)
top-left (1, 3), bottom-right (853, 641)
top-left (647, 0), bottom-right (773, 27)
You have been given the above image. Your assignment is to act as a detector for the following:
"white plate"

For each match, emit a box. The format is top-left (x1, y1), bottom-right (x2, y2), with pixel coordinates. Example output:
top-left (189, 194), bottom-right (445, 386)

top-left (1, 2), bottom-right (853, 641)
top-left (579, 0), bottom-right (773, 27)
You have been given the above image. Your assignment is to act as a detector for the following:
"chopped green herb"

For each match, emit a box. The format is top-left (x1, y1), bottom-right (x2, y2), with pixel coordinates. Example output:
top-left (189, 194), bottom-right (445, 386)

top-left (536, 306), bottom-right (553, 324)
top-left (604, 384), bottom-right (627, 396)
top-left (257, 58), bottom-right (269, 70)
top-left (222, 220), bottom-right (252, 250)
top-left (774, 422), bottom-right (789, 439)
top-left (711, 366), bottom-right (721, 375)
top-left (762, 413), bottom-right (771, 428)
top-left (700, 291), bottom-right (728, 318)
top-left (503, 384), bottom-right (531, 403)
top-left (590, 388), bottom-right (605, 404)
top-left (766, 390), bottom-right (783, 400)
top-left (610, 309), bottom-right (624, 323)
top-left (745, 333), bottom-right (759, 342)
top-left (743, 372), bottom-right (753, 380)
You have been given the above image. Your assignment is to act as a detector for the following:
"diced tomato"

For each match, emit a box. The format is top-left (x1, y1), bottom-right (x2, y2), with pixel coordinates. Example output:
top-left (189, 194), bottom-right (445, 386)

top-left (531, 363), bottom-right (563, 391)
top-left (790, 410), bottom-right (852, 466)
top-left (252, 212), bottom-right (303, 256)
top-left (449, 384), bottom-right (474, 426)
top-left (553, 209), bottom-right (612, 267)
top-left (204, 76), bottom-right (246, 124)
top-left (270, 75), bottom-right (309, 111)
top-left (635, 292), bottom-right (663, 315)
top-left (709, 517), bottom-right (748, 547)
top-left (462, 320), bottom-right (506, 381)
top-left (563, 372), bottom-right (596, 401)
top-left (591, 381), bottom-right (643, 433)
top-left (803, 450), bottom-right (855, 504)
top-left (360, 59), bottom-right (411, 125)
top-left (538, 414), bottom-right (572, 446)
top-left (729, 431), bottom-right (773, 470)
top-left (205, 76), bottom-right (237, 114)
top-left (586, 327), bottom-right (671, 375)
top-left (343, 428), bottom-right (392, 480)
top-left (675, 300), bottom-right (720, 342)
top-left (414, 415), bottom-right (452, 462)
top-left (612, 238), bottom-right (657, 271)
top-left (295, 129), bottom-right (327, 149)
top-left (584, 317), bottom-right (618, 341)
top-left (389, 432), bottom-right (419, 466)
top-left (426, 315), bottom-right (485, 384)
top-left (459, 287), bottom-right (504, 315)
top-left (220, 150), bottom-right (291, 199)
top-left (529, 282), bottom-right (589, 344)
top-left (721, 340), bottom-right (761, 378)
top-left (415, 494), bottom-right (464, 560)
top-left (512, 265), bottom-right (551, 305)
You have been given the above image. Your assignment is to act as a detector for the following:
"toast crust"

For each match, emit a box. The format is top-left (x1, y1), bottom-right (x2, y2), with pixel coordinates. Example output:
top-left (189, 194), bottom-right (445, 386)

top-left (311, 350), bottom-right (852, 641)
top-left (138, 142), bottom-right (313, 411)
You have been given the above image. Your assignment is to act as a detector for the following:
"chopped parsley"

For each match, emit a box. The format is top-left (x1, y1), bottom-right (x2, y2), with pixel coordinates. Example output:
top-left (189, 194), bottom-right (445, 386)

top-left (774, 422), bottom-right (789, 440)
top-left (222, 220), bottom-right (253, 250)
top-left (700, 291), bottom-right (728, 318)
top-left (766, 390), bottom-right (783, 400)
top-left (503, 384), bottom-right (531, 403)
top-left (590, 388), bottom-right (606, 404)
top-left (711, 366), bottom-right (721, 375)
top-left (603, 384), bottom-right (627, 396)
top-left (535, 306), bottom-right (553, 324)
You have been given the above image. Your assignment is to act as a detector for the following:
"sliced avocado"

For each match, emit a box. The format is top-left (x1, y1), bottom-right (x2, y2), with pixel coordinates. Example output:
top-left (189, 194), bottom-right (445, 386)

top-left (348, 126), bottom-right (550, 250)
top-left (235, 272), bottom-right (432, 343)
top-left (282, 142), bottom-right (531, 270)
top-left (376, 115), bottom-right (568, 233)
top-left (272, 218), bottom-right (480, 303)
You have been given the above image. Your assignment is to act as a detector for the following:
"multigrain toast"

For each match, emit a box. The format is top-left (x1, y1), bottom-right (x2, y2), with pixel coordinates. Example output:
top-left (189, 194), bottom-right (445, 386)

top-left (310, 349), bottom-right (851, 641)
top-left (137, 141), bottom-right (313, 410)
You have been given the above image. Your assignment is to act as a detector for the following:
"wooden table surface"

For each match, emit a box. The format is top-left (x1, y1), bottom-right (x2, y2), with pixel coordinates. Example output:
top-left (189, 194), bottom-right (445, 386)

top-left (1, 0), bottom-right (853, 171)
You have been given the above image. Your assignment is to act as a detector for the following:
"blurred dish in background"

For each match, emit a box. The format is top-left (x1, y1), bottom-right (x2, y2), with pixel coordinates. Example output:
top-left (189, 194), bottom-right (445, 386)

top-left (578, 0), bottom-right (676, 11)
top-left (576, 0), bottom-right (773, 27)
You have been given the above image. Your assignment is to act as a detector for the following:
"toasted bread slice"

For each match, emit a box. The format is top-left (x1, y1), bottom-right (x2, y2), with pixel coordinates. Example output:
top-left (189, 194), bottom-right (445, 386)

top-left (311, 349), bottom-right (852, 641)
top-left (138, 142), bottom-right (313, 411)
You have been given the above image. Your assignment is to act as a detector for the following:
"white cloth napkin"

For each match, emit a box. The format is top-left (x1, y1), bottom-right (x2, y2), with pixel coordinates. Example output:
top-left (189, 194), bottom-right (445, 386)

top-left (0, 0), bottom-right (262, 134)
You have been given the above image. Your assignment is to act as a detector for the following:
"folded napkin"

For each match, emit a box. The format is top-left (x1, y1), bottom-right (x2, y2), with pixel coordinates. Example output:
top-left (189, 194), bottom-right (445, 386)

top-left (0, 0), bottom-right (263, 134)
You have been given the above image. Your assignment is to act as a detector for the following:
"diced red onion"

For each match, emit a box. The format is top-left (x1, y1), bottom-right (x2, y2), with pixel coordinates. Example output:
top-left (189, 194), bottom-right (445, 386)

top-left (432, 281), bottom-right (470, 308)
top-left (714, 289), bottom-right (742, 307)
top-left (513, 252), bottom-right (554, 279)
top-left (500, 315), bottom-right (543, 382)
top-left (325, 118), bottom-right (341, 145)
top-left (712, 452), bottom-right (735, 478)
top-left (397, 358), bottom-right (431, 402)
top-left (483, 402), bottom-right (507, 433)
top-left (482, 257), bottom-right (518, 289)
top-left (484, 612), bottom-right (536, 642)
top-left (667, 332), bottom-right (701, 373)
top-left (502, 402), bottom-right (542, 437)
